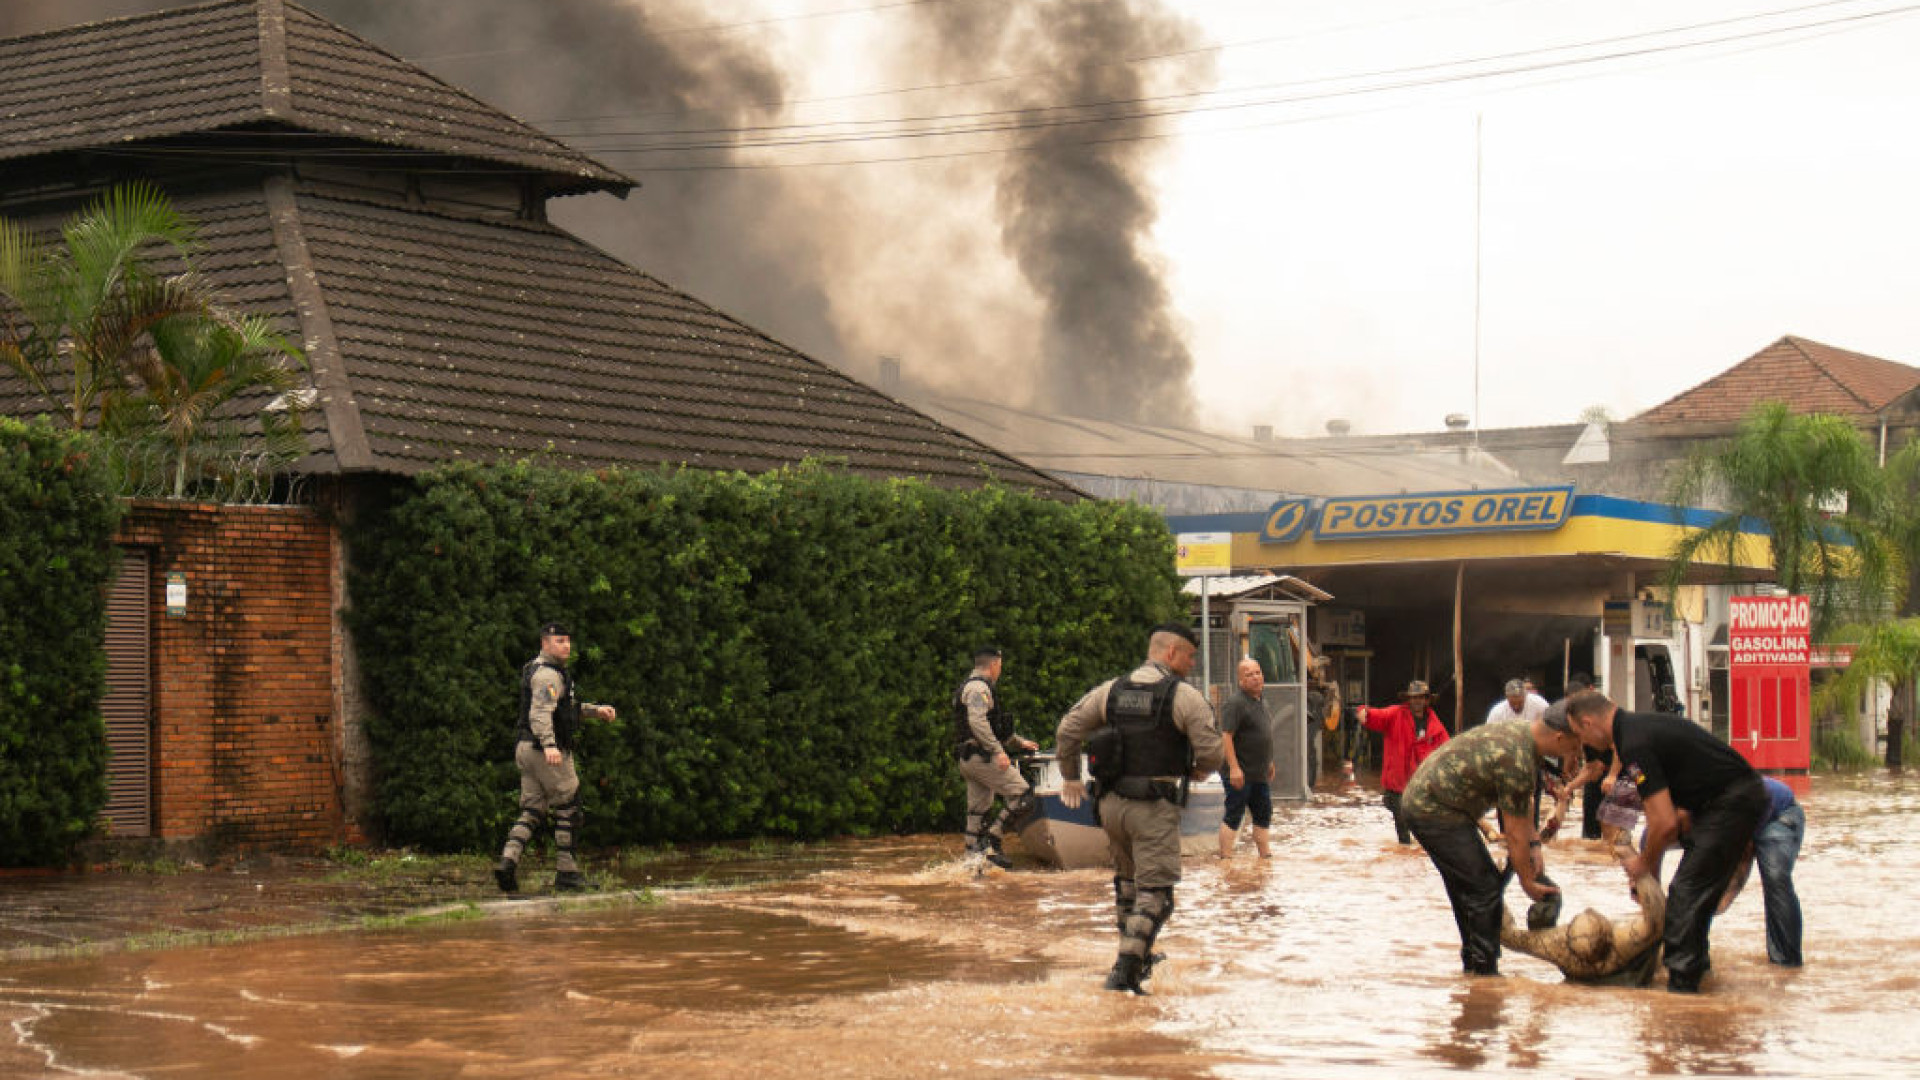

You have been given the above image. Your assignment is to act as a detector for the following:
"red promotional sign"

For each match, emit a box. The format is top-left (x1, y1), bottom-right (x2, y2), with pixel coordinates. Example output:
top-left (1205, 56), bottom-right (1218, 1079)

top-left (1728, 596), bottom-right (1811, 771)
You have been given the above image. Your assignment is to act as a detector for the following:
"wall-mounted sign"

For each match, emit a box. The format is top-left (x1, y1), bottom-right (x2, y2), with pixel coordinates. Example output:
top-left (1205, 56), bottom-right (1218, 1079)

top-left (1321, 607), bottom-right (1366, 647)
top-left (1262, 499), bottom-right (1313, 543)
top-left (1258, 486), bottom-right (1574, 543)
top-left (1601, 598), bottom-right (1668, 639)
top-left (1175, 532), bottom-right (1232, 577)
top-left (165, 571), bottom-right (187, 617)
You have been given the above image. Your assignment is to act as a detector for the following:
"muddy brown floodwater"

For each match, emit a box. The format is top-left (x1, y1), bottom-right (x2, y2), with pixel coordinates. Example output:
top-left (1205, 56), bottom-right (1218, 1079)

top-left (2, 771), bottom-right (1916, 1079)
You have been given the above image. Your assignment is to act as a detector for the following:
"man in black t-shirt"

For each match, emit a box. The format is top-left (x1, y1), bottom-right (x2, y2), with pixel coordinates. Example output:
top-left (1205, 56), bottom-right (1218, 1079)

top-left (1564, 690), bottom-right (1767, 993)
top-left (1218, 658), bottom-right (1275, 858)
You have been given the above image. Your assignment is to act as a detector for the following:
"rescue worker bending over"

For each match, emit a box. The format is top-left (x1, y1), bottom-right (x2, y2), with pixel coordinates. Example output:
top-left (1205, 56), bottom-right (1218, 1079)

top-left (1055, 623), bottom-right (1224, 994)
top-left (954, 645), bottom-right (1040, 869)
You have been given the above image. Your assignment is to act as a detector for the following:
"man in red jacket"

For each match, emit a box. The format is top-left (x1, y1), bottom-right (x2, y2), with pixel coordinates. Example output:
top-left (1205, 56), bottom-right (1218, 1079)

top-left (1356, 680), bottom-right (1451, 843)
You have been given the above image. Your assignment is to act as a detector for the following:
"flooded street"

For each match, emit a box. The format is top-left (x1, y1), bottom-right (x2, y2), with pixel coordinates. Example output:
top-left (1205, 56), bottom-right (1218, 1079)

top-left (2, 771), bottom-right (1915, 1078)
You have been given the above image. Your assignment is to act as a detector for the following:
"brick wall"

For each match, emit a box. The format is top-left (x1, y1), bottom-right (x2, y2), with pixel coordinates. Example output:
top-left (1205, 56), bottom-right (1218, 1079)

top-left (117, 501), bottom-right (356, 852)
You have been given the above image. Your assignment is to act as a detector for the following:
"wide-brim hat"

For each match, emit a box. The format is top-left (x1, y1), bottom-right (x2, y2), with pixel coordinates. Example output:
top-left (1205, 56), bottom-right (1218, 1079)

top-left (1399, 680), bottom-right (1432, 699)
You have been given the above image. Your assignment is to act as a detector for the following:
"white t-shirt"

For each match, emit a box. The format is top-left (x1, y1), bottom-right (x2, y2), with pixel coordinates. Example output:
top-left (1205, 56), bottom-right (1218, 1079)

top-left (1485, 692), bottom-right (1548, 726)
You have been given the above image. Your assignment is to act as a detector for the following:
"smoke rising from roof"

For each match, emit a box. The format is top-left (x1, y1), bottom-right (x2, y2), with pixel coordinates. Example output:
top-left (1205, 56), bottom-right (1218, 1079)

top-left (910, 0), bottom-right (1213, 427)
top-left (4, 0), bottom-right (1215, 426)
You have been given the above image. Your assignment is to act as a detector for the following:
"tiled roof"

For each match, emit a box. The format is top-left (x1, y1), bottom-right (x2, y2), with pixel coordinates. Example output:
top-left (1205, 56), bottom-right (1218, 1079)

top-left (0, 0), bottom-right (630, 194)
top-left (1636, 335), bottom-right (1920, 425)
top-left (0, 179), bottom-right (1073, 497)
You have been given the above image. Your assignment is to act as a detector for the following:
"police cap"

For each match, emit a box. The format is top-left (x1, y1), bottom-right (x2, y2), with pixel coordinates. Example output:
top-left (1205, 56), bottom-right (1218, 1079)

top-left (539, 621), bottom-right (572, 639)
top-left (1151, 621), bottom-right (1199, 648)
top-left (972, 645), bottom-right (1003, 664)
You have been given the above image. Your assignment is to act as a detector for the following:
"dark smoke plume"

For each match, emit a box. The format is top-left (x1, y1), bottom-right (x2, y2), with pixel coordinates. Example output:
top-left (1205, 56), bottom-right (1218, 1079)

top-left (5, 0), bottom-right (1216, 426)
top-left (912, 0), bottom-right (1213, 426)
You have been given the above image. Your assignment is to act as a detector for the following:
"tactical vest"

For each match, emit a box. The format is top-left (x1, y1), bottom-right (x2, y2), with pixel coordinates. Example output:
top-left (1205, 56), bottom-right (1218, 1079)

top-left (1102, 673), bottom-right (1189, 778)
top-left (518, 656), bottom-right (581, 752)
top-left (952, 675), bottom-right (1011, 748)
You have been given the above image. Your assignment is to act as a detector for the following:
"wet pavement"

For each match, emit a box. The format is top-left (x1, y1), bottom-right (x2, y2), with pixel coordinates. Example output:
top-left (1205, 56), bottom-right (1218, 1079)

top-left (1, 770), bottom-right (1916, 1078)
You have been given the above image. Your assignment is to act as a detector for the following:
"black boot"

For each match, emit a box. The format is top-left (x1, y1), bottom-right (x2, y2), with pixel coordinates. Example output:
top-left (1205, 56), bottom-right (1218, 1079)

top-left (493, 859), bottom-right (518, 894)
top-left (968, 833), bottom-right (1011, 869)
top-left (553, 870), bottom-right (586, 893)
top-left (1103, 954), bottom-right (1148, 994)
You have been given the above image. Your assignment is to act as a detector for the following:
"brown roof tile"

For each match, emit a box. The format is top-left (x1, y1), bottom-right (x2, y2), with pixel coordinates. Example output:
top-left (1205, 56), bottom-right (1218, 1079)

top-left (0, 0), bottom-right (630, 194)
top-left (1635, 335), bottom-right (1920, 425)
top-left (3, 180), bottom-right (1071, 497)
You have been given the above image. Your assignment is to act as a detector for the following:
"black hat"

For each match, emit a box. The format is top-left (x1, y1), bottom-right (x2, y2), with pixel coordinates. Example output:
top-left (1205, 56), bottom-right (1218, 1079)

top-left (1152, 622), bottom-right (1199, 648)
top-left (539, 621), bottom-right (571, 638)
top-left (973, 645), bottom-right (1003, 663)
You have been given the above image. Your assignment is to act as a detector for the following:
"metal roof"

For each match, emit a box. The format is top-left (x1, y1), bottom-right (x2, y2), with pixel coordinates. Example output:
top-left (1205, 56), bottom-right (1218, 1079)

top-left (902, 391), bottom-right (1520, 509)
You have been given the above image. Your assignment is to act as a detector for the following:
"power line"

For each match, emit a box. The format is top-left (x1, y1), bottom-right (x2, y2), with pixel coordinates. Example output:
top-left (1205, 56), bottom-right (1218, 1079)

top-left (417, 0), bottom-right (969, 58)
top-left (93, 1), bottom-right (1920, 174)
top-left (578, 1), bottom-right (1920, 165)
top-left (558, 0), bottom-right (1917, 151)
top-left (532, 0), bottom-right (1544, 128)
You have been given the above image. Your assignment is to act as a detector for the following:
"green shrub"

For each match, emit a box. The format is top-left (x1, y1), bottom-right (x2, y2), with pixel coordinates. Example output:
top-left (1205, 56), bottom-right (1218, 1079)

top-left (348, 460), bottom-right (1180, 851)
top-left (0, 418), bottom-right (122, 865)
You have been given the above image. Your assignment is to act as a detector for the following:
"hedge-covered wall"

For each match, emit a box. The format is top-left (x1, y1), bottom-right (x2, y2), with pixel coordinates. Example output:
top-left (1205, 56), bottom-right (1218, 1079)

top-left (0, 418), bottom-right (122, 866)
top-left (348, 460), bottom-right (1181, 852)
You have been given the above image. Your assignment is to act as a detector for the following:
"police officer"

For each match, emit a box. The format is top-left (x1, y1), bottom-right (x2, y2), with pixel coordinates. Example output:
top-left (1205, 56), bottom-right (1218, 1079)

top-left (494, 621), bottom-right (616, 894)
top-left (1055, 623), bottom-right (1224, 994)
top-left (954, 645), bottom-right (1040, 869)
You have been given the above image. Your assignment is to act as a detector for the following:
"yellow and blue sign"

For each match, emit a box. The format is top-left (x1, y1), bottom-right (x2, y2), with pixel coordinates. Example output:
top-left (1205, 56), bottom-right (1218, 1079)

top-left (1175, 531), bottom-right (1234, 576)
top-left (1259, 486), bottom-right (1574, 543)
top-left (1262, 499), bottom-right (1313, 543)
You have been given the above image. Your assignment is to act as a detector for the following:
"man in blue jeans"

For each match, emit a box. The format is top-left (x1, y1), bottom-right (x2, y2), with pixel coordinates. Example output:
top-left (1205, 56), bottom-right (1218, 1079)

top-left (1753, 775), bottom-right (1805, 966)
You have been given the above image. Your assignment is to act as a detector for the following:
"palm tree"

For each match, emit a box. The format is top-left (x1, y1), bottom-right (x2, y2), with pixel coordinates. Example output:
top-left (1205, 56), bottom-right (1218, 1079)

top-left (108, 312), bottom-right (308, 499)
top-left (1663, 401), bottom-right (1898, 637)
top-left (1847, 437), bottom-right (1920, 769)
top-left (0, 183), bottom-right (210, 429)
top-left (1816, 619), bottom-right (1918, 771)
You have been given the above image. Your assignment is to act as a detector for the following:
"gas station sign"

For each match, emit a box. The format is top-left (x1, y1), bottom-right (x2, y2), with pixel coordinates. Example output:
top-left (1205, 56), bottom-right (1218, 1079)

top-left (1728, 595), bottom-right (1811, 771)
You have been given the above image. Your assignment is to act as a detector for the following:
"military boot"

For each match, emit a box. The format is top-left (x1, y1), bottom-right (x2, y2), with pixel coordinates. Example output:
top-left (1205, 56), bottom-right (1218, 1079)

top-left (552, 870), bottom-right (586, 893)
top-left (1102, 954), bottom-right (1149, 995)
top-left (493, 859), bottom-right (518, 894)
top-left (982, 834), bottom-right (1013, 870)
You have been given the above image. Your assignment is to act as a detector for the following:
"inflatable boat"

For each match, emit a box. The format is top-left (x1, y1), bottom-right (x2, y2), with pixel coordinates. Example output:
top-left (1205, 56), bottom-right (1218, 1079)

top-left (1010, 753), bottom-right (1226, 869)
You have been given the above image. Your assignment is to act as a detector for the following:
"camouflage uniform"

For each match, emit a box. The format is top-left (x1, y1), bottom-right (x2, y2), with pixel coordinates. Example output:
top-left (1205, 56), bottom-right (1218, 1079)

top-left (1402, 720), bottom-right (1538, 975)
top-left (1056, 660), bottom-right (1223, 993)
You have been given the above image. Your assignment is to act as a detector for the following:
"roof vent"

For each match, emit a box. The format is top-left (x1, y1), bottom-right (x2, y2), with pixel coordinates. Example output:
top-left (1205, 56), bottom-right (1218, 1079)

top-left (878, 356), bottom-right (901, 391)
top-left (1325, 418), bottom-right (1351, 436)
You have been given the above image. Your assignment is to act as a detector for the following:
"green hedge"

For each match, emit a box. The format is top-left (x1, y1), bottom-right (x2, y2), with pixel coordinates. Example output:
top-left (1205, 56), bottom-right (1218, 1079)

top-left (0, 418), bottom-right (122, 865)
top-left (348, 460), bottom-right (1181, 851)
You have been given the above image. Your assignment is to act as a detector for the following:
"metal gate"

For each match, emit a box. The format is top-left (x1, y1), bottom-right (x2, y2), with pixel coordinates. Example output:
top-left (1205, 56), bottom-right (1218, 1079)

top-left (101, 549), bottom-right (152, 837)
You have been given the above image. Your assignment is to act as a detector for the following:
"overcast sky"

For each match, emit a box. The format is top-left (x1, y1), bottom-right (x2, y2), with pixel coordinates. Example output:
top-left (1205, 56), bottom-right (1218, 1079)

top-left (721, 0), bottom-right (1920, 437)
top-left (17, 0), bottom-right (1919, 441)
top-left (1154, 0), bottom-right (1920, 438)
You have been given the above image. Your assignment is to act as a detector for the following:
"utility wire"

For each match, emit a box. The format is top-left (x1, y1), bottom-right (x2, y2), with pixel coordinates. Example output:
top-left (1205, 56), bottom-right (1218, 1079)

top-left (95, 2), bottom-right (1920, 173)
top-left (559, 0), bottom-right (1919, 150)
top-left (532, 0), bottom-right (1544, 127)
